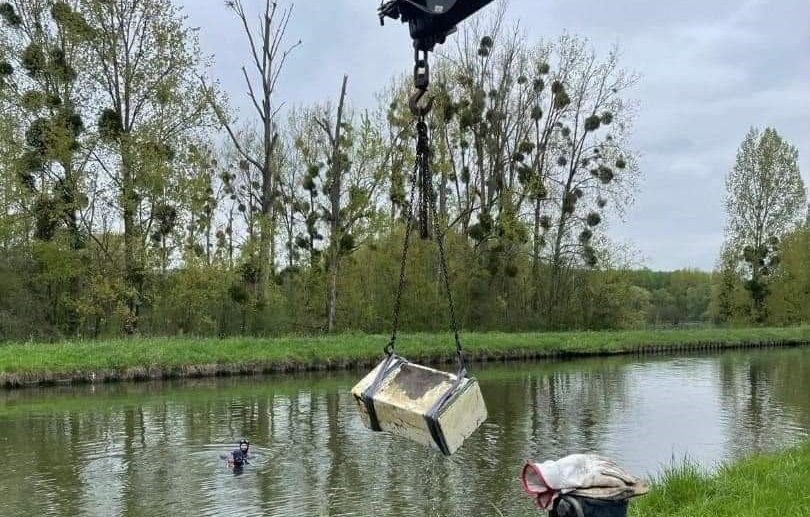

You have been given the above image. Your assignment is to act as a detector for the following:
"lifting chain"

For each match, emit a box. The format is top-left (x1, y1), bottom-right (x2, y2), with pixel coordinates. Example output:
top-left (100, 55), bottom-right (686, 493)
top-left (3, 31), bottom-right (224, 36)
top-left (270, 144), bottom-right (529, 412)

top-left (385, 50), bottom-right (467, 377)
top-left (386, 157), bottom-right (418, 357)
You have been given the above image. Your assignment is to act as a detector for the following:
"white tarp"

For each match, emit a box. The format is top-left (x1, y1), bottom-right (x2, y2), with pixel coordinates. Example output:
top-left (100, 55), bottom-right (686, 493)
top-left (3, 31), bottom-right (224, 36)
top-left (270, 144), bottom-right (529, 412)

top-left (521, 454), bottom-right (649, 510)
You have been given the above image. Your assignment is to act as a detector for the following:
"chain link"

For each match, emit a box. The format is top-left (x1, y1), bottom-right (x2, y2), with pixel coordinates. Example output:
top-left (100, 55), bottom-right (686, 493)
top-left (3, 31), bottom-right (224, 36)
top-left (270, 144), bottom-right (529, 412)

top-left (417, 118), bottom-right (431, 239)
top-left (386, 112), bottom-right (467, 374)
top-left (387, 61), bottom-right (467, 376)
top-left (386, 151), bottom-right (419, 356)
top-left (421, 117), bottom-right (467, 376)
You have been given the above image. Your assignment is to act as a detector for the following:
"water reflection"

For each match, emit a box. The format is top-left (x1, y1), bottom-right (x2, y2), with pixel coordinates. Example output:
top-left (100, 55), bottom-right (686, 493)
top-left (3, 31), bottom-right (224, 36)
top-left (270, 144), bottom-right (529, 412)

top-left (0, 348), bottom-right (808, 516)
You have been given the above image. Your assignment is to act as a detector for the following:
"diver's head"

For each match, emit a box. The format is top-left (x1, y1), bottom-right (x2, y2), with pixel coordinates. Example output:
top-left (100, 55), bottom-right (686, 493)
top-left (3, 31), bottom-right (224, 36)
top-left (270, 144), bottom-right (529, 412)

top-left (239, 439), bottom-right (249, 454)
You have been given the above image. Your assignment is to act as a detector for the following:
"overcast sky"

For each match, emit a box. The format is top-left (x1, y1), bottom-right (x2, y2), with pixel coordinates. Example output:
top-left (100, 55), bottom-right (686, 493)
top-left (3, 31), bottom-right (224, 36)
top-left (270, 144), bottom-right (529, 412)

top-left (182, 0), bottom-right (810, 271)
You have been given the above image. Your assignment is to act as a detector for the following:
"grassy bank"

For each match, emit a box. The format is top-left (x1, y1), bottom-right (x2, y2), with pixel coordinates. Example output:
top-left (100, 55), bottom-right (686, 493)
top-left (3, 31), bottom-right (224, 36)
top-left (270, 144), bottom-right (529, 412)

top-left (1, 326), bottom-right (808, 388)
top-left (631, 442), bottom-right (810, 516)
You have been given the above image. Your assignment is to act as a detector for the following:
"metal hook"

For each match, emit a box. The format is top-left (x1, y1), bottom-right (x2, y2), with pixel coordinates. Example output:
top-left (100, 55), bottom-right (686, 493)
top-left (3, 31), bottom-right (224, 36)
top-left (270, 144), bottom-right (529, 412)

top-left (409, 88), bottom-right (434, 117)
top-left (409, 48), bottom-right (433, 117)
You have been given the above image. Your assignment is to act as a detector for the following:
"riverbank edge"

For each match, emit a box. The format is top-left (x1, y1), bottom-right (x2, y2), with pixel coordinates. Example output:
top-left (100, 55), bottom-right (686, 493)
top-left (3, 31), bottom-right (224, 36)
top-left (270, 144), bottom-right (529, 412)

top-left (2, 328), bottom-right (808, 389)
top-left (630, 441), bottom-right (810, 516)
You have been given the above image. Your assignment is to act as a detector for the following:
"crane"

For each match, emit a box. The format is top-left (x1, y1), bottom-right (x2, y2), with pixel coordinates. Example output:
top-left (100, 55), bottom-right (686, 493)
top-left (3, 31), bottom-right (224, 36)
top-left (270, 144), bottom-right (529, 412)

top-left (350, 1), bottom-right (495, 457)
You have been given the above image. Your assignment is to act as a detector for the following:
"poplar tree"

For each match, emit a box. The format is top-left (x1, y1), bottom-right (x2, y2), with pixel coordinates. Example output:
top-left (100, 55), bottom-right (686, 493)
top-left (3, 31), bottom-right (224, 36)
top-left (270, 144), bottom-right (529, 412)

top-left (724, 127), bottom-right (806, 321)
top-left (82, 0), bottom-right (211, 332)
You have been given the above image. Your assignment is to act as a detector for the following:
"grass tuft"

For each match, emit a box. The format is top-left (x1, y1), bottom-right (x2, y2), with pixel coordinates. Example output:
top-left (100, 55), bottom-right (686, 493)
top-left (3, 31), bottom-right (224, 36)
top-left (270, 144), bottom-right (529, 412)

top-left (631, 443), bottom-right (810, 516)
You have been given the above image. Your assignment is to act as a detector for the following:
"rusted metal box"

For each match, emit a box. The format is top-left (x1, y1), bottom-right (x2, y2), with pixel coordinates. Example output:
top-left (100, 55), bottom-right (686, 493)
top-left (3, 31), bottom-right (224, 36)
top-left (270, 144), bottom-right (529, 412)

top-left (351, 356), bottom-right (487, 455)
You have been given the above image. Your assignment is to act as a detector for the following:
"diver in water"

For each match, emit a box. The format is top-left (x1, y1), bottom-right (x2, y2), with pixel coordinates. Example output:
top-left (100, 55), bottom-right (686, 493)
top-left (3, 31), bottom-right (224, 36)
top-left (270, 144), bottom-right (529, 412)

top-left (226, 439), bottom-right (250, 469)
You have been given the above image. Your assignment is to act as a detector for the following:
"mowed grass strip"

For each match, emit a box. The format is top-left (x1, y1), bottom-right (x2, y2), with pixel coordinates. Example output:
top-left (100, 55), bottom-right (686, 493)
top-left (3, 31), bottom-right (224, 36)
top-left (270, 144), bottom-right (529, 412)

top-left (631, 442), bottom-right (810, 516)
top-left (0, 326), bottom-right (808, 385)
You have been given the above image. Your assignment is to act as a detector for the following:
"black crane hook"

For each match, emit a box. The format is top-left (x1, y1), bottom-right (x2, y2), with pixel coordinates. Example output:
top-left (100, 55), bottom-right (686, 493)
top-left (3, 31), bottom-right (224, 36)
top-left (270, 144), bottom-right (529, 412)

top-left (409, 49), bottom-right (433, 117)
top-left (380, 0), bottom-right (494, 113)
top-left (379, 0), bottom-right (495, 52)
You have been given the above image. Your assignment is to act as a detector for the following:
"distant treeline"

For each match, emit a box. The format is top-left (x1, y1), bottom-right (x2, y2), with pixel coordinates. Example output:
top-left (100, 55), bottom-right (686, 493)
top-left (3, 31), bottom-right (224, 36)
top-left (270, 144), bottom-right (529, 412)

top-left (0, 233), bottom-right (715, 339)
top-left (1, 223), bottom-right (806, 340)
top-left (6, 222), bottom-right (807, 340)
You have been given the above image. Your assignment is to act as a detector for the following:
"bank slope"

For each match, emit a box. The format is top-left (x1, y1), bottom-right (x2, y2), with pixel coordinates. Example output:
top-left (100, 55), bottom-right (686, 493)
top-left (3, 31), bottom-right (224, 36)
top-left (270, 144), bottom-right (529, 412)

top-left (631, 442), bottom-right (810, 516)
top-left (1, 326), bottom-right (808, 387)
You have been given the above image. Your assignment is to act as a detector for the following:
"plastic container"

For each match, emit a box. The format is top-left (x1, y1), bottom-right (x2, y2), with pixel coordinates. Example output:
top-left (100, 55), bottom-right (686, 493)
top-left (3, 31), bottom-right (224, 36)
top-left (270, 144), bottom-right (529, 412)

top-left (550, 495), bottom-right (629, 517)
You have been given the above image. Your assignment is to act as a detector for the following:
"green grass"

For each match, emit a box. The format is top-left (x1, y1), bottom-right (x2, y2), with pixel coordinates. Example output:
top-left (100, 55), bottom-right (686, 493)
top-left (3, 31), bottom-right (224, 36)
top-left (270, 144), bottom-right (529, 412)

top-left (0, 326), bottom-right (808, 386)
top-left (631, 442), bottom-right (810, 516)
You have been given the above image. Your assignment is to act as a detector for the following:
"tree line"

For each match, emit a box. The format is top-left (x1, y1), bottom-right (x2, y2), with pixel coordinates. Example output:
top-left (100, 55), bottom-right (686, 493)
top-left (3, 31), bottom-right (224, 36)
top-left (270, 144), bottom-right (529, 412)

top-left (0, 1), bottom-right (804, 341)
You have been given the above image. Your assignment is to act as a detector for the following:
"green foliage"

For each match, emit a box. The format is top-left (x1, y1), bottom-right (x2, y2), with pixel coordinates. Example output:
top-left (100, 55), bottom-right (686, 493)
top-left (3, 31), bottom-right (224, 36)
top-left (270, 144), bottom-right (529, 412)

top-left (0, 250), bottom-right (54, 340)
top-left (33, 196), bottom-right (61, 240)
top-left (21, 90), bottom-right (45, 110)
top-left (0, 2), bottom-right (21, 26)
top-left (553, 89), bottom-right (571, 109)
top-left (598, 165), bottom-right (615, 184)
top-left (51, 1), bottom-right (93, 39)
top-left (97, 108), bottom-right (123, 141)
top-left (722, 127), bottom-right (805, 323)
top-left (48, 47), bottom-right (77, 82)
top-left (584, 114), bottom-right (601, 131)
top-left (0, 5), bottom-right (670, 340)
top-left (631, 443), bottom-right (810, 517)
top-left (0, 221), bottom-right (709, 338)
top-left (581, 245), bottom-right (597, 268)
top-left (21, 43), bottom-right (46, 77)
top-left (627, 269), bottom-right (713, 325)
top-left (718, 226), bottom-right (810, 327)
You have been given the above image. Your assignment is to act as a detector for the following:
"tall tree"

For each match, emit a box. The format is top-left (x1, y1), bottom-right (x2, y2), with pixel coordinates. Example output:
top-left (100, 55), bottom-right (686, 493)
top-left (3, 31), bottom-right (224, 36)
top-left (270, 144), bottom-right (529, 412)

top-left (535, 36), bottom-right (638, 326)
top-left (202, 0), bottom-right (300, 306)
top-left (418, 27), bottom-right (638, 326)
top-left (82, 0), bottom-right (211, 332)
top-left (319, 76), bottom-right (349, 332)
top-left (294, 77), bottom-right (388, 331)
top-left (0, 0), bottom-right (95, 332)
top-left (723, 127), bottom-right (806, 322)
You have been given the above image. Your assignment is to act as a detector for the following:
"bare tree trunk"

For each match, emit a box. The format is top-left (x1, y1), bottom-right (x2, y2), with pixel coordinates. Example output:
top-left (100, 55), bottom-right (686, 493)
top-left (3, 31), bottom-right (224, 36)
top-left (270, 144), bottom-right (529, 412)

top-left (202, 0), bottom-right (300, 308)
top-left (530, 112), bottom-right (554, 311)
top-left (531, 196), bottom-right (543, 302)
top-left (326, 75), bottom-right (349, 332)
top-left (258, 130), bottom-right (278, 304)
top-left (121, 143), bottom-right (141, 334)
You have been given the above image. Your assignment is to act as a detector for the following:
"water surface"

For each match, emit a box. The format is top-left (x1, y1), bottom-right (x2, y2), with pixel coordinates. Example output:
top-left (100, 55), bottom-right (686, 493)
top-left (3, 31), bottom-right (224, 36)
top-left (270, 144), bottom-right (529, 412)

top-left (1, 347), bottom-right (808, 516)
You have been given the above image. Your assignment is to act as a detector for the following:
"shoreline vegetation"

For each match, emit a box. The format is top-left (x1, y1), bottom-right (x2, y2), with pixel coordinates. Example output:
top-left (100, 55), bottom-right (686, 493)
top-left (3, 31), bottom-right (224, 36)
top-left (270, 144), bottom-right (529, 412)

top-left (631, 442), bottom-right (810, 516)
top-left (0, 326), bottom-right (808, 388)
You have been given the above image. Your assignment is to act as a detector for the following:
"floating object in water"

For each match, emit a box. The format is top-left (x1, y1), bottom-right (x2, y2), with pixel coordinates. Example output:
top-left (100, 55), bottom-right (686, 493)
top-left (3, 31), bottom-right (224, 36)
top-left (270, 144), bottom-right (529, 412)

top-left (522, 454), bottom-right (648, 515)
top-left (352, 355), bottom-right (487, 455)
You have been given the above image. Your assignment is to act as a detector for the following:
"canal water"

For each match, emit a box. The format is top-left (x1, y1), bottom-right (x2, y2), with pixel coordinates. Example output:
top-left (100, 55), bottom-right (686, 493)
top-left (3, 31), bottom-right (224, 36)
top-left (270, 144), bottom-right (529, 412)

top-left (0, 347), bottom-right (808, 516)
